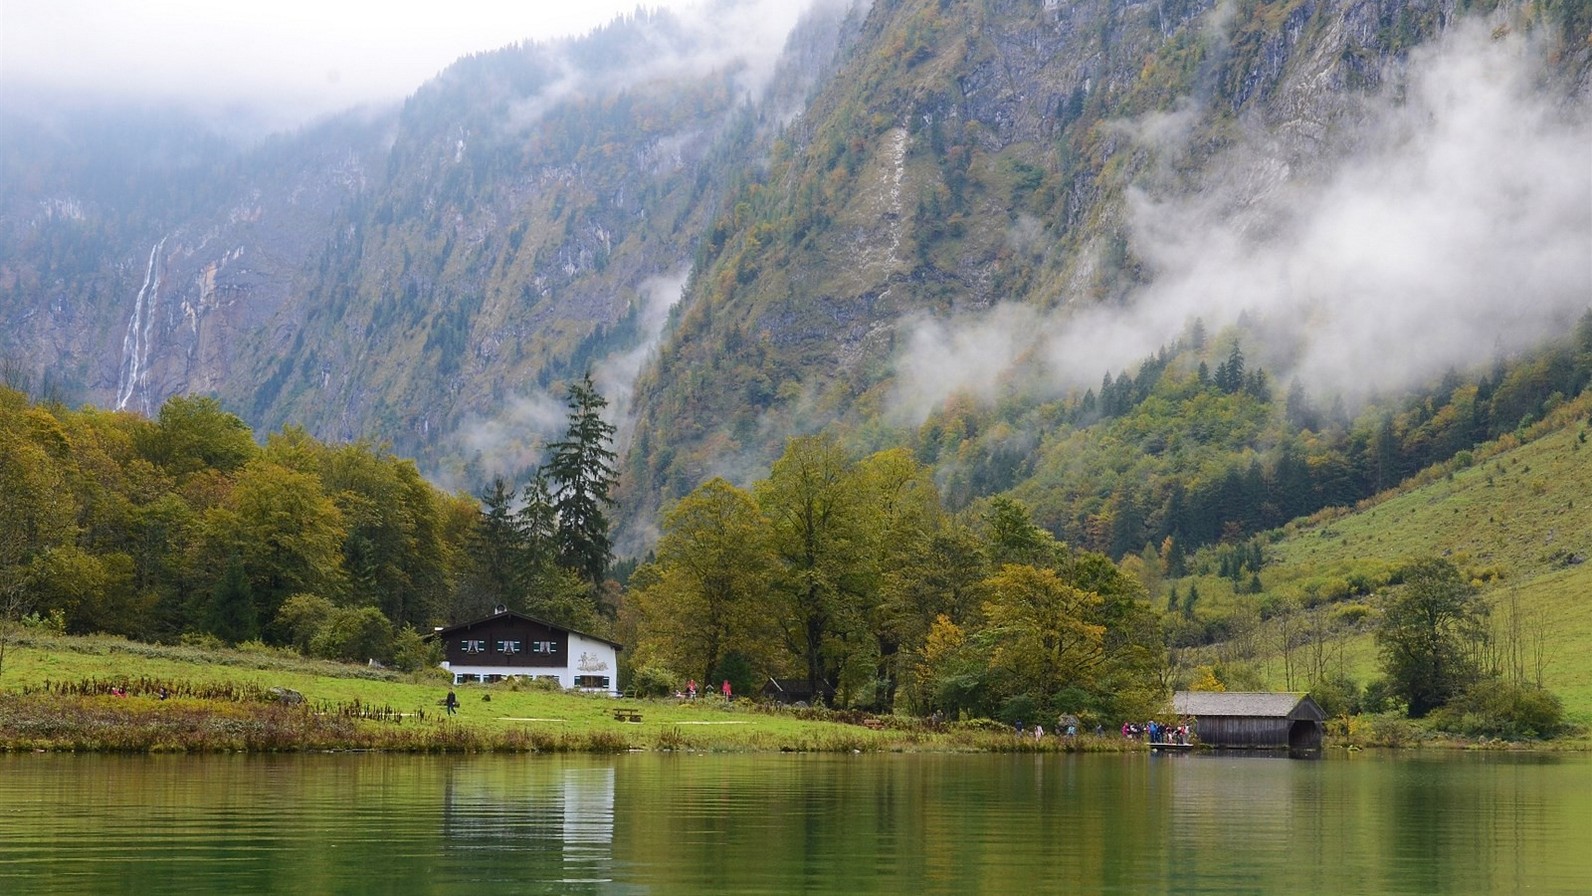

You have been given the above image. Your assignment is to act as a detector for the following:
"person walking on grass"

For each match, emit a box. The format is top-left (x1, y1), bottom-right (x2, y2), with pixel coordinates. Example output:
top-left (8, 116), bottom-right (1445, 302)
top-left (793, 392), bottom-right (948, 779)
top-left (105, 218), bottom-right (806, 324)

top-left (445, 689), bottom-right (459, 716)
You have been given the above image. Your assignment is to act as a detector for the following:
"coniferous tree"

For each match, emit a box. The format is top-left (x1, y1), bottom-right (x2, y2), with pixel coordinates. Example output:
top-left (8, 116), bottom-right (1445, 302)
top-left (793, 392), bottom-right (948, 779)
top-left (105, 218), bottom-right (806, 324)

top-left (545, 374), bottom-right (618, 593)
top-left (1215, 342), bottom-right (1245, 393)
top-left (469, 477), bottom-right (523, 614)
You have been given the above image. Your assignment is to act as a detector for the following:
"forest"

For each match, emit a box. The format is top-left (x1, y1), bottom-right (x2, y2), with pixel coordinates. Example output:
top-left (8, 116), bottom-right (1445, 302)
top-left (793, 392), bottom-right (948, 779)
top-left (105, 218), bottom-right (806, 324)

top-left (0, 377), bottom-right (617, 675)
top-left (3, 311), bottom-right (1589, 731)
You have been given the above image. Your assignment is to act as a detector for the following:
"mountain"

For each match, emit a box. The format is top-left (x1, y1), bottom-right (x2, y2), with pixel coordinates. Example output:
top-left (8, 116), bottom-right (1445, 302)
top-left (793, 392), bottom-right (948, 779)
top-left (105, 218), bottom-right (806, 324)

top-left (1, 2), bottom-right (862, 480)
top-left (1, 0), bottom-right (1587, 552)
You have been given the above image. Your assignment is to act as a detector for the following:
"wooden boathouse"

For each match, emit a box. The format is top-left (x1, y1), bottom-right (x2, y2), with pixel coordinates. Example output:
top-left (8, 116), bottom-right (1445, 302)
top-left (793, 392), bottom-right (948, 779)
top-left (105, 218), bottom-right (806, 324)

top-left (1172, 691), bottom-right (1326, 756)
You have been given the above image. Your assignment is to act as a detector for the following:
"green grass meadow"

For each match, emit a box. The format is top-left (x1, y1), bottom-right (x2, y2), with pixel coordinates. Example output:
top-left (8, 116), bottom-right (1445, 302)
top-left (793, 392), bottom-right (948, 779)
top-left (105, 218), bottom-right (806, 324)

top-left (1177, 418), bottom-right (1592, 727)
top-left (0, 634), bottom-right (1124, 754)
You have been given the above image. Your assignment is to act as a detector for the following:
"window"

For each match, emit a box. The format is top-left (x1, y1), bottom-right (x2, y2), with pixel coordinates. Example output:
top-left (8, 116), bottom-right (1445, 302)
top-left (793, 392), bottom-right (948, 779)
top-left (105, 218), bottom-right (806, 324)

top-left (530, 640), bottom-right (556, 654)
top-left (573, 675), bottom-right (610, 690)
top-left (497, 640), bottom-right (520, 654)
top-left (461, 639), bottom-right (484, 654)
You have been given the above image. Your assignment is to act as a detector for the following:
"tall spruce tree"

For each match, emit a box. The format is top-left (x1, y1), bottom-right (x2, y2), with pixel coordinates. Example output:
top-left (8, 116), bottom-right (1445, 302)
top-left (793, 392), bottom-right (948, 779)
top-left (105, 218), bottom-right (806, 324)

top-left (545, 374), bottom-right (618, 592)
top-left (469, 477), bottom-right (523, 615)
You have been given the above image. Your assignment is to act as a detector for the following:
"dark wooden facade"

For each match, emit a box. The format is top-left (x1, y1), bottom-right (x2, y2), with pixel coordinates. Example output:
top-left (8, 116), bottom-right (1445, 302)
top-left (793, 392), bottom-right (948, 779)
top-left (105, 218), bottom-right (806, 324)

top-left (1172, 691), bottom-right (1326, 756)
top-left (437, 612), bottom-right (572, 672)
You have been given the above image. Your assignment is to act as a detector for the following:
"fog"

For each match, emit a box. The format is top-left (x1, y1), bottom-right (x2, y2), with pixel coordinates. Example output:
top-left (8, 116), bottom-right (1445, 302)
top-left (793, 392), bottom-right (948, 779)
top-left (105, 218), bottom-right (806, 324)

top-left (892, 21), bottom-right (1592, 423)
top-left (432, 2), bottom-right (845, 494)
top-left (0, 1), bottom-right (719, 135)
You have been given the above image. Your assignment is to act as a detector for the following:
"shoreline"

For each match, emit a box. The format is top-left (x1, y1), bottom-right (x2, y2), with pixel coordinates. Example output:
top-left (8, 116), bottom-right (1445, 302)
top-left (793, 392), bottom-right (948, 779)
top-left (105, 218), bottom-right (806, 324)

top-left (2, 693), bottom-right (1582, 755)
top-left (2, 634), bottom-right (1583, 755)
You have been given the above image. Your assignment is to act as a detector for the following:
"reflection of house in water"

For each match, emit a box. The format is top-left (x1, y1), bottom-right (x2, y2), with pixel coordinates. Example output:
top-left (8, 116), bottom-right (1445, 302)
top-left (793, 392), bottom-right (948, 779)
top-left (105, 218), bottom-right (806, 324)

top-left (442, 760), bottom-right (616, 888)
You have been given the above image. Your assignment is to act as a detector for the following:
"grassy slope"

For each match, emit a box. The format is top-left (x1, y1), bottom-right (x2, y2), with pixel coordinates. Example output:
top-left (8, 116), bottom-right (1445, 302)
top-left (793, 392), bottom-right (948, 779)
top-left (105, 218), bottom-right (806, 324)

top-left (0, 635), bottom-right (1118, 753)
top-left (1181, 410), bottom-right (1592, 724)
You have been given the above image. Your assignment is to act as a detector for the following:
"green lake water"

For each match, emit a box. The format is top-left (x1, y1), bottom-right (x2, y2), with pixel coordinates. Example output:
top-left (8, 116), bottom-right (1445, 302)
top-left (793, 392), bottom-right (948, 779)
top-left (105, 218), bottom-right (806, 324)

top-left (1, 751), bottom-right (1588, 895)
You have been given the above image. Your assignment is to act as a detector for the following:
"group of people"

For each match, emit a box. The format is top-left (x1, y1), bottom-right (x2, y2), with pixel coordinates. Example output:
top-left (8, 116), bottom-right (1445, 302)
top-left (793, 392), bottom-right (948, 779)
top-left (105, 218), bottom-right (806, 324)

top-left (678, 679), bottom-right (733, 700)
top-left (1122, 720), bottom-right (1193, 744)
top-left (1014, 719), bottom-right (1082, 739)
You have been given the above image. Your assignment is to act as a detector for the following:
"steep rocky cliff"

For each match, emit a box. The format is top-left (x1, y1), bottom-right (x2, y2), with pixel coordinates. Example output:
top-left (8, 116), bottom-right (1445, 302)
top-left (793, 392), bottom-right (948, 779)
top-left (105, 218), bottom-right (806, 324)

top-left (621, 0), bottom-right (1589, 534)
top-left (0, 0), bottom-right (1585, 547)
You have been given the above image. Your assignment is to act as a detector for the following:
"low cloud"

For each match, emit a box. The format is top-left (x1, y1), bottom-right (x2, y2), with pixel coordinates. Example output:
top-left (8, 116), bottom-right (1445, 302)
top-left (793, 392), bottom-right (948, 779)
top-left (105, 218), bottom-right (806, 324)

top-left (504, 0), bottom-right (834, 133)
top-left (439, 265), bottom-right (689, 491)
top-left (892, 20), bottom-right (1592, 422)
top-left (595, 267), bottom-right (692, 449)
top-left (450, 390), bottom-right (569, 487)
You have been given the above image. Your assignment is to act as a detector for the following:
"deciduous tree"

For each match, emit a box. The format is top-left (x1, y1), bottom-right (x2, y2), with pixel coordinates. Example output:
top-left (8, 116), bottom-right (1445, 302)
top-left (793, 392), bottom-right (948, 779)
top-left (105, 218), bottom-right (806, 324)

top-left (630, 478), bottom-right (776, 686)
top-left (982, 564), bottom-right (1107, 702)
top-left (1376, 557), bottom-right (1488, 717)
top-left (757, 435), bottom-right (878, 703)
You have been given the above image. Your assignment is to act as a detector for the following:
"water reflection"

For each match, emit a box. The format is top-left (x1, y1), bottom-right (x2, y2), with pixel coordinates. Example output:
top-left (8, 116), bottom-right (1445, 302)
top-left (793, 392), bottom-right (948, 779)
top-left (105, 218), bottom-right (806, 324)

top-left (0, 752), bottom-right (1588, 895)
top-left (441, 761), bottom-right (615, 889)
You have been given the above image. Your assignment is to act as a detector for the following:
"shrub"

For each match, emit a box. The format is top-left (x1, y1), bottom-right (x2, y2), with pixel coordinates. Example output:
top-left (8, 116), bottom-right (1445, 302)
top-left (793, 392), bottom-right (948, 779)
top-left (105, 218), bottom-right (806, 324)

top-left (179, 631), bottom-right (226, 652)
top-left (997, 693), bottom-right (1040, 728)
top-left (308, 607), bottom-right (393, 664)
top-left (628, 663), bottom-right (679, 698)
top-left (20, 610), bottom-right (67, 633)
top-left (1430, 679), bottom-right (1565, 739)
top-left (1364, 713), bottom-right (1422, 747)
top-left (389, 627), bottom-right (438, 673)
top-left (1308, 674), bottom-right (1361, 717)
top-left (1334, 602), bottom-right (1372, 627)
top-left (1360, 677), bottom-right (1398, 714)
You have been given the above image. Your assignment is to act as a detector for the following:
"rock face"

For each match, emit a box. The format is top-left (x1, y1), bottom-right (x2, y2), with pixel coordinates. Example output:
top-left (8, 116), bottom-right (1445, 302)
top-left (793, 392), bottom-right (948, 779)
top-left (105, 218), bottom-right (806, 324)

top-left (0, 6), bottom-right (860, 470)
top-left (0, 0), bottom-right (1586, 534)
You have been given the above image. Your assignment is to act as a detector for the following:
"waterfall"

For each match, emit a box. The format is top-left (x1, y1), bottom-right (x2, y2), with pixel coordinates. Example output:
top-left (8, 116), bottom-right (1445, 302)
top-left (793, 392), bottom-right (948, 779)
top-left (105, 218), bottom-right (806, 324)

top-left (115, 237), bottom-right (166, 413)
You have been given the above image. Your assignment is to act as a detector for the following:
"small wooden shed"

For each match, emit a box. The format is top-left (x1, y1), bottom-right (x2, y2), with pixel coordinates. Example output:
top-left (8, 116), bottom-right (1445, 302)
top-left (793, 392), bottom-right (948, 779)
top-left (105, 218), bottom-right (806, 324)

top-left (1172, 691), bottom-right (1326, 756)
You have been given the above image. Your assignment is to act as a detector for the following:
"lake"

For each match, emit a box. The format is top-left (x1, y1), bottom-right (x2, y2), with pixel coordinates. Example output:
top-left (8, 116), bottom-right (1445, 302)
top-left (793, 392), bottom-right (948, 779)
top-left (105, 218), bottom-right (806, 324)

top-left (1, 751), bottom-right (1587, 894)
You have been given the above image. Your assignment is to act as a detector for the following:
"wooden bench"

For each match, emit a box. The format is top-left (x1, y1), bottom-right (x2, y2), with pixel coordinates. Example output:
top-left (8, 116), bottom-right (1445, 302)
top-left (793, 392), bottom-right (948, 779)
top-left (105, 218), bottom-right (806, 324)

top-left (612, 709), bottom-right (643, 723)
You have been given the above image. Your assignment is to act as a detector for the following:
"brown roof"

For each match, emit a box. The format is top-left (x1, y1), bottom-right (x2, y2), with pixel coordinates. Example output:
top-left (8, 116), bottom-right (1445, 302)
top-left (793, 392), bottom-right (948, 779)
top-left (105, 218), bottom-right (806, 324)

top-left (430, 608), bottom-right (622, 650)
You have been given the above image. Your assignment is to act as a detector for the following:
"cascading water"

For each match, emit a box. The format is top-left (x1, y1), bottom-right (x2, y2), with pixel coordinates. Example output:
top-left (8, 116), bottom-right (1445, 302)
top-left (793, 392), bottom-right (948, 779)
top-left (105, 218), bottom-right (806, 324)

top-left (115, 237), bottom-right (166, 413)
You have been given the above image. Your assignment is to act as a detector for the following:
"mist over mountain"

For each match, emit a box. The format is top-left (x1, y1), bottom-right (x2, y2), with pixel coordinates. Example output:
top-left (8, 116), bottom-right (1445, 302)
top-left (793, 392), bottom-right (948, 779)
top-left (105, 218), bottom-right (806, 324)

top-left (896, 17), bottom-right (1592, 420)
top-left (1, 0), bottom-right (1587, 555)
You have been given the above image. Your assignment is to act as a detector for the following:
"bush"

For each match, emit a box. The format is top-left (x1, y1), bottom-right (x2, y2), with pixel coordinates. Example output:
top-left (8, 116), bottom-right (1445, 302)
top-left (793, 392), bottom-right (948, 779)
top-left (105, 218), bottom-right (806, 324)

top-left (1360, 677), bottom-right (1398, 714)
top-left (1333, 602), bottom-right (1372, 628)
top-left (1430, 679), bottom-right (1565, 739)
top-left (997, 693), bottom-right (1040, 728)
top-left (628, 663), bottom-right (679, 698)
top-left (179, 631), bottom-right (226, 652)
top-left (1308, 674), bottom-right (1361, 717)
top-left (389, 628), bottom-right (438, 673)
top-left (308, 607), bottom-right (393, 664)
top-left (1357, 712), bottom-right (1422, 747)
top-left (20, 610), bottom-right (67, 633)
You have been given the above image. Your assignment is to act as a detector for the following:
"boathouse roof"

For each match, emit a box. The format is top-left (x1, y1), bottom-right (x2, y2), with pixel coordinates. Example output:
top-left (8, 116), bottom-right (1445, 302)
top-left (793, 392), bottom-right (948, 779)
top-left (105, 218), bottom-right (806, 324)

top-left (1173, 691), bottom-right (1326, 721)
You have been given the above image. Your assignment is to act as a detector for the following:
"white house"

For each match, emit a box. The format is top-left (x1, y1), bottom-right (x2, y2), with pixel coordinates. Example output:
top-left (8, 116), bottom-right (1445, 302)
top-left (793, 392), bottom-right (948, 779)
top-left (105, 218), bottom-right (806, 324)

top-left (433, 607), bottom-right (621, 696)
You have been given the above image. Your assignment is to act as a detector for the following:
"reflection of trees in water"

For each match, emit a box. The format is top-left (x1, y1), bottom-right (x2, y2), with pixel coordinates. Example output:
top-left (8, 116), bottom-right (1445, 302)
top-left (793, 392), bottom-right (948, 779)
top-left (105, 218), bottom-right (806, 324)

top-left (442, 761), bottom-right (615, 892)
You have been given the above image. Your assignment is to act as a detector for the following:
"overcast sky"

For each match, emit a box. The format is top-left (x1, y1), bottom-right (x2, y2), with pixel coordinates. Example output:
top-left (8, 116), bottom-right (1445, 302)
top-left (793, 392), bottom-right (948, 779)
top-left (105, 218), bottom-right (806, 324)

top-left (1, 1), bottom-right (701, 129)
